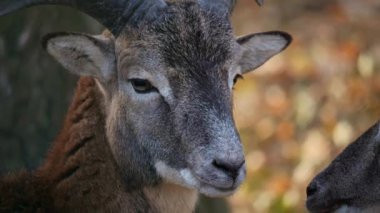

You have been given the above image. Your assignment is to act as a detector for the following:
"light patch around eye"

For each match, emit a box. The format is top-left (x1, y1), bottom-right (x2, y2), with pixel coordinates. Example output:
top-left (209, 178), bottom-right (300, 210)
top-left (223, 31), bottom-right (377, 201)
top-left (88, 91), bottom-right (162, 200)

top-left (124, 66), bottom-right (174, 104)
top-left (154, 73), bottom-right (174, 104)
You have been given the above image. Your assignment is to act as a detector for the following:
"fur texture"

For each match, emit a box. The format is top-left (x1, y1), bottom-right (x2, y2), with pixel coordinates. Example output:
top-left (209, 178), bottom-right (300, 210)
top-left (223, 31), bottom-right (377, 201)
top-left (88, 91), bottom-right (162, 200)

top-left (0, 2), bottom-right (292, 211)
top-left (307, 121), bottom-right (380, 213)
top-left (0, 77), bottom-right (197, 212)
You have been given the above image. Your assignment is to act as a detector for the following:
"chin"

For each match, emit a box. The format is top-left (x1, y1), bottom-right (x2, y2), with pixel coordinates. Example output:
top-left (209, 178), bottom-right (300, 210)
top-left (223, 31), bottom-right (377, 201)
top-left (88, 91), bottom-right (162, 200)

top-left (333, 205), bottom-right (361, 213)
top-left (307, 203), bottom-right (380, 213)
top-left (198, 170), bottom-right (245, 197)
top-left (198, 184), bottom-right (237, 197)
top-left (154, 161), bottom-right (245, 197)
top-left (334, 205), bottom-right (380, 213)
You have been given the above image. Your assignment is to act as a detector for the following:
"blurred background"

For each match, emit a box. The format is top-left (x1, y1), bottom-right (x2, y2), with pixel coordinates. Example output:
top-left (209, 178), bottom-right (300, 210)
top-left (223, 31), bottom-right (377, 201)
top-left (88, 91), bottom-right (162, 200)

top-left (0, 0), bottom-right (379, 212)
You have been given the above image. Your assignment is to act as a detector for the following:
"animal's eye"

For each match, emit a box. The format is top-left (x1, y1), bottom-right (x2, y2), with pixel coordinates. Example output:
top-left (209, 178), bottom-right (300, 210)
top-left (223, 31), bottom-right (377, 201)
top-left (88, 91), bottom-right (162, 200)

top-left (129, 79), bottom-right (157, 94)
top-left (233, 74), bottom-right (243, 85)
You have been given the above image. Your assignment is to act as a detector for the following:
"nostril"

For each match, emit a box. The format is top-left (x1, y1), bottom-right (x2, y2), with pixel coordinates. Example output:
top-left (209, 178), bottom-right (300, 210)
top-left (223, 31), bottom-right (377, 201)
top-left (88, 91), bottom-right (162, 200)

top-left (306, 182), bottom-right (319, 198)
top-left (212, 158), bottom-right (245, 180)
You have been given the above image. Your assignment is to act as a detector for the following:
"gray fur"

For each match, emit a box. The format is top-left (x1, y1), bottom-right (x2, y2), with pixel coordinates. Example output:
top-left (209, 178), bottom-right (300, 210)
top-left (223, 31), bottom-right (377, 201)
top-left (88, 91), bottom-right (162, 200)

top-left (306, 121), bottom-right (380, 213)
top-left (43, 1), bottom-right (291, 198)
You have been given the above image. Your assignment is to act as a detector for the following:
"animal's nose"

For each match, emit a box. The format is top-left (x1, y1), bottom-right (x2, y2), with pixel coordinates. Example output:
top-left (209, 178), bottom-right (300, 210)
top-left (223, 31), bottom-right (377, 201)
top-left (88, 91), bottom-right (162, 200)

top-left (306, 181), bottom-right (321, 198)
top-left (212, 157), bottom-right (245, 180)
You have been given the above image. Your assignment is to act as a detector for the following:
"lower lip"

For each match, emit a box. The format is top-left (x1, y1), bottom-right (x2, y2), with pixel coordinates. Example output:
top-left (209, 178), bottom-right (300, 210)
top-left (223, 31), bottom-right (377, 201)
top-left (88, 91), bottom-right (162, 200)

top-left (200, 187), bottom-right (235, 197)
top-left (200, 180), bottom-right (236, 191)
top-left (196, 178), bottom-right (237, 191)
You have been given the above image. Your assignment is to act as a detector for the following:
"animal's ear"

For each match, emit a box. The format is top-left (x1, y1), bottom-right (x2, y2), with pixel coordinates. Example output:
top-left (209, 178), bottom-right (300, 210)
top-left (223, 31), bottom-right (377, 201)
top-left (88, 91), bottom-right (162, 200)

top-left (43, 32), bottom-right (116, 82)
top-left (237, 31), bottom-right (292, 73)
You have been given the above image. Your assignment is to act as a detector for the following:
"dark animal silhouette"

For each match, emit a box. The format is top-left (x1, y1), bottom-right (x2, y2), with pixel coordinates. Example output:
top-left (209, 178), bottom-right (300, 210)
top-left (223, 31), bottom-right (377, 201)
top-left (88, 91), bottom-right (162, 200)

top-left (307, 121), bottom-right (380, 213)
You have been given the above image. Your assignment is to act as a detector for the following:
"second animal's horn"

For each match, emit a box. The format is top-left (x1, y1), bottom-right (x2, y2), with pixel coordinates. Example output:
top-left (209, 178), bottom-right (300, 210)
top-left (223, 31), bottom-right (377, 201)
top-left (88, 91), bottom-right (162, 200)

top-left (0, 0), bottom-right (167, 36)
top-left (256, 0), bottom-right (264, 6)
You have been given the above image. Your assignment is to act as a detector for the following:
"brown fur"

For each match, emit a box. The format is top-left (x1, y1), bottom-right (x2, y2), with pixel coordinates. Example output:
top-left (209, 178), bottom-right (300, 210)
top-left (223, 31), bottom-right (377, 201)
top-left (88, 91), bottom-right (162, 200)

top-left (0, 77), bottom-right (197, 212)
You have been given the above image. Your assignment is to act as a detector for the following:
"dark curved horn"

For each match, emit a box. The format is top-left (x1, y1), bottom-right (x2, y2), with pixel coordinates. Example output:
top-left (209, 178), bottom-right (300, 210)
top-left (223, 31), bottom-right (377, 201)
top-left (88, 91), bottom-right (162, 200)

top-left (199, 0), bottom-right (264, 14)
top-left (0, 0), bottom-right (167, 36)
top-left (199, 0), bottom-right (236, 14)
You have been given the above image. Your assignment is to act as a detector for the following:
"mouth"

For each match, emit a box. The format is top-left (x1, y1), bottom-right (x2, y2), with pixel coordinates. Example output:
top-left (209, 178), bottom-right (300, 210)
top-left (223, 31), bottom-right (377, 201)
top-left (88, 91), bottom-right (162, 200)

top-left (191, 169), bottom-right (246, 197)
top-left (306, 198), bottom-right (354, 213)
top-left (198, 181), bottom-right (238, 197)
top-left (181, 168), bottom-right (244, 197)
top-left (154, 161), bottom-right (245, 197)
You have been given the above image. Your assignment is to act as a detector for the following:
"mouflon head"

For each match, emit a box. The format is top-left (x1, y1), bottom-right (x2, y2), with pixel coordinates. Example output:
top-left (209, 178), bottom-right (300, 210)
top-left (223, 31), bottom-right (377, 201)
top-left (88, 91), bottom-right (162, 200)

top-left (1, 0), bottom-right (291, 197)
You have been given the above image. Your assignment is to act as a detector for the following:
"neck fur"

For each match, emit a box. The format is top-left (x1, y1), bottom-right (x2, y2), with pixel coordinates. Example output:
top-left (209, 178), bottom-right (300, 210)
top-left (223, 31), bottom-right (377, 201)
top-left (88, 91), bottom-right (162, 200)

top-left (144, 182), bottom-right (198, 213)
top-left (34, 77), bottom-right (198, 212)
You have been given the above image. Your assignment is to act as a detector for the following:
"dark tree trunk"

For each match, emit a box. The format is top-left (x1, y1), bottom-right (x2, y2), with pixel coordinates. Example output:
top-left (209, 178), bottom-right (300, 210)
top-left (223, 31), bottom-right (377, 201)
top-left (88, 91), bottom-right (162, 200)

top-left (0, 7), bottom-right (102, 173)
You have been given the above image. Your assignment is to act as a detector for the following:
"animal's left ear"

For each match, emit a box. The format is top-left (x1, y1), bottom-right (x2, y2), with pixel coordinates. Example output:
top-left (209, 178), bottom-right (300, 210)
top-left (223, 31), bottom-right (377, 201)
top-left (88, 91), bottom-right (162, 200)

top-left (42, 32), bottom-right (116, 82)
top-left (237, 31), bottom-right (292, 73)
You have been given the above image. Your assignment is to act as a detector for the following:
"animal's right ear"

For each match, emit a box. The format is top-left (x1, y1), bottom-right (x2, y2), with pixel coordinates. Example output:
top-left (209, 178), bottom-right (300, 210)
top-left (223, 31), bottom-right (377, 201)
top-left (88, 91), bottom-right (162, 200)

top-left (43, 32), bottom-right (116, 82)
top-left (237, 31), bottom-right (292, 73)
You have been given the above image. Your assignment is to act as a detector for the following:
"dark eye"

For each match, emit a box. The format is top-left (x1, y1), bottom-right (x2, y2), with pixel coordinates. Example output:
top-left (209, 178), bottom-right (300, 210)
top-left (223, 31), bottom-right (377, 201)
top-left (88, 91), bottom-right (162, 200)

top-left (129, 78), bottom-right (157, 94)
top-left (233, 74), bottom-right (243, 85)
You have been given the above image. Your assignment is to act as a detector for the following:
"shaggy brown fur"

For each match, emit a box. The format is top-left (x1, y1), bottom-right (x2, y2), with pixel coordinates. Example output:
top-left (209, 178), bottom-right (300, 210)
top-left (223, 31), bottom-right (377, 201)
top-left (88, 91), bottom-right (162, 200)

top-left (0, 77), bottom-right (196, 212)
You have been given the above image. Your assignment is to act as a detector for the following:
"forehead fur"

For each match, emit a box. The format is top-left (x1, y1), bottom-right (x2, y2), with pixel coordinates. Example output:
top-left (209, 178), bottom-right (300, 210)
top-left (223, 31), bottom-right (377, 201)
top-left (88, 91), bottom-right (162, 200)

top-left (149, 2), bottom-right (234, 74)
top-left (115, 1), bottom-right (235, 103)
